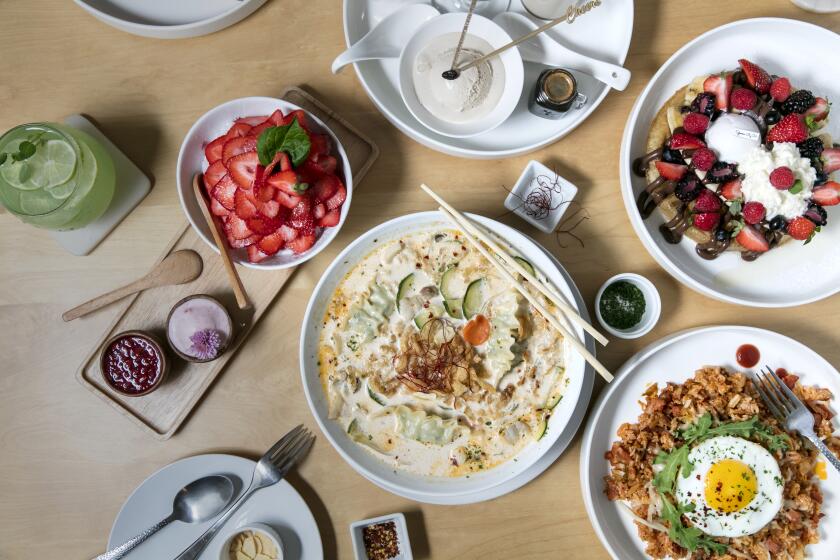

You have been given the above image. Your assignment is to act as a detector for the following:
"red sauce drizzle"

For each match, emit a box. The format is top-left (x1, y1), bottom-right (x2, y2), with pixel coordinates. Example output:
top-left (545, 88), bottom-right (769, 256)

top-left (736, 344), bottom-right (760, 368)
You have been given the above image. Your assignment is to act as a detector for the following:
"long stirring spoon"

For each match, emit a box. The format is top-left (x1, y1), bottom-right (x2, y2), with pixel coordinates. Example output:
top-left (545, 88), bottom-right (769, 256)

top-left (443, 0), bottom-right (479, 80)
top-left (62, 250), bottom-right (203, 321)
top-left (93, 474), bottom-right (235, 560)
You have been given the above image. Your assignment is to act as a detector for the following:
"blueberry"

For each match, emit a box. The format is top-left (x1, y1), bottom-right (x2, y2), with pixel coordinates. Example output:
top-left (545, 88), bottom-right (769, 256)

top-left (768, 215), bottom-right (787, 231)
top-left (715, 228), bottom-right (731, 243)
top-left (662, 148), bottom-right (685, 164)
top-left (765, 110), bottom-right (781, 125)
top-left (815, 170), bottom-right (829, 185)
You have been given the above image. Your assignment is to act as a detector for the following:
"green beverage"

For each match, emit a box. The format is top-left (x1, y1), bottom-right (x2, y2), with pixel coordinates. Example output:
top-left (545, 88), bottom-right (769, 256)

top-left (0, 123), bottom-right (115, 230)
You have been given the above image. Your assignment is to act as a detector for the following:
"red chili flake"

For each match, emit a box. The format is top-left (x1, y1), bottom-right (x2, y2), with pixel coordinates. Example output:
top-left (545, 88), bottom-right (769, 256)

top-left (362, 521), bottom-right (400, 560)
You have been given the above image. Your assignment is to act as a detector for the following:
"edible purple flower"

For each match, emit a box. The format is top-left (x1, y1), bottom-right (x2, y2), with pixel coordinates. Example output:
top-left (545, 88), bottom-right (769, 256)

top-left (189, 329), bottom-right (223, 360)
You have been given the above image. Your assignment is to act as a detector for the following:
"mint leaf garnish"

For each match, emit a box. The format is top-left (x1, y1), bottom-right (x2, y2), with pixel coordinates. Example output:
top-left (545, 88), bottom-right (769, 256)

top-left (789, 180), bottom-right (803, 194)
top-left (256, 117), bottom-right (311, 167)
top-left (0, 153), bottom-right (6, 166)
top-left (12, 141), bottom-right (36, 162)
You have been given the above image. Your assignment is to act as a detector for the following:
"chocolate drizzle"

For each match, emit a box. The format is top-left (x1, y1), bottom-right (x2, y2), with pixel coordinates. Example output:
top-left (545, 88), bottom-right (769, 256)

top-left (632, 148), bottom-right (662, 177)
top-left (659, 204), bottom-right (692, 244)
top-left (637, 177), bottom-right (675, 219)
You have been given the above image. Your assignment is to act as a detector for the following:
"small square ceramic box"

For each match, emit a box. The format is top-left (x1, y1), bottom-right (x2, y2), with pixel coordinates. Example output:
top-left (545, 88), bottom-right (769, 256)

top-left (350, 513), bottom-right (412, 560)
top-left (503, 160), bottom-right (578, 234)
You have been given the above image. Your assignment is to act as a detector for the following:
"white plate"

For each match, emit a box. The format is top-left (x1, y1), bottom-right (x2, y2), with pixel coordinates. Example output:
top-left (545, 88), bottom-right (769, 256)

top-left (176, 96), bottom-right (353, 270)
top-left (108, 454), bottom-right (323, 560)
top-left (74, 0), bottom-right (268, 39)
top-left (342, 0), bottom-right (633, 159)
top-left (580, 325), bottom-right (840, 560)
top-left (299, 211), bottom-right (593, 504)
top-left (620, 18), bottom-right (840, 308)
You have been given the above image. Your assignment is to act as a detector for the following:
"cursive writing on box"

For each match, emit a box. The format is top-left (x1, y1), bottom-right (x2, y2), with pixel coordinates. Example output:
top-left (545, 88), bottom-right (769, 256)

top-left (565, 0), bottom-right (602, 24)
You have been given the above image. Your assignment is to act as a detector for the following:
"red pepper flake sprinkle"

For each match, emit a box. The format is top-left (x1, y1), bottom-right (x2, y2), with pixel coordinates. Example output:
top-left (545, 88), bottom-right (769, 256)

top-left (362, 521), bottom-right (400, 560)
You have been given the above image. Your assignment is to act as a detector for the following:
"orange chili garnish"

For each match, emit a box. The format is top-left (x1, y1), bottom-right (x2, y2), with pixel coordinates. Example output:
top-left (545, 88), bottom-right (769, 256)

top-left (462, 314), bottom-right (491, 346)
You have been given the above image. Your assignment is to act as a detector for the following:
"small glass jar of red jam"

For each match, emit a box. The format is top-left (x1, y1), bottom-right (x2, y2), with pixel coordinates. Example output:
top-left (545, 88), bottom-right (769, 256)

top-left (100, 330), bottom-right (168, 396)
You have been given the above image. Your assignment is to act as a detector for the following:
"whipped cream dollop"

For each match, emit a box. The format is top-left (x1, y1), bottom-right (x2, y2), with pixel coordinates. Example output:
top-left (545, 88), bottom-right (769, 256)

top-left (739, 142), bottom-right (816, 219)
top-left (705, 113), bottom-right (761, 164)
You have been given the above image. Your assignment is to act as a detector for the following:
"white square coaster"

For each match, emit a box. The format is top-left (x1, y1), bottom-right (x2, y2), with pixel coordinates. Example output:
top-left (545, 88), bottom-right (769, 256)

top-left (48, 114), bottom-right (151, 256)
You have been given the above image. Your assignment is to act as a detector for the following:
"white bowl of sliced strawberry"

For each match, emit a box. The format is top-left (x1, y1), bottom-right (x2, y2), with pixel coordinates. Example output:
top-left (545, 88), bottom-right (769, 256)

top-left (176, 96), bottom-right (352, 268)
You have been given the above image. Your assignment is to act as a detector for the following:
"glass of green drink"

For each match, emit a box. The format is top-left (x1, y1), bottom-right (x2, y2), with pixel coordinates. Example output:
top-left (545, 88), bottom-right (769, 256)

top-left (0, 123), bottom-right (116, 230)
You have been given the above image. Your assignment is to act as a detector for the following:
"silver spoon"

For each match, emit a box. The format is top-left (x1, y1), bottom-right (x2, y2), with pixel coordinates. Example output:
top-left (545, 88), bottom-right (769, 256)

top-left (93, 474), bottom-right (235, 560)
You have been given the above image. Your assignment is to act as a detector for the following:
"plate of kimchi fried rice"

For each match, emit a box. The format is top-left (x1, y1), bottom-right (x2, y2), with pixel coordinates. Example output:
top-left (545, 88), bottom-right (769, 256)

top-left (581, 325), bottom-right (840, 560)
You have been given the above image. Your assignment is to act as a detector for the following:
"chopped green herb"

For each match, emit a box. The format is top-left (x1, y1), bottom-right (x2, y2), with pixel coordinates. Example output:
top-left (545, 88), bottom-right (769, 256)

top-left (599, 281), bottom-right (645, 330)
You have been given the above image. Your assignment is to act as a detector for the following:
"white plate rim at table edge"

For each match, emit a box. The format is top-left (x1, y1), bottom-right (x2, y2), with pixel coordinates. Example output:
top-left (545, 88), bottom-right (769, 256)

top-left (619, 17), bottom-right (840, 308)
top-left (579, 324), bottom-right (840, 560)
top-left (299, 211), bottom-right (595, 505)
top-left (341, 0), bottom-right (634, 159)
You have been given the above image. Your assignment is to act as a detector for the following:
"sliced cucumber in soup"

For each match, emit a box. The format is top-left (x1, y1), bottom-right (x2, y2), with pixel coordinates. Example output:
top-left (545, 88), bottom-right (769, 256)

top-left (367, 385), bottom-right (386, 406)
top-left (535, 415), bottom-right (549, 440)
top-left (396, 273), bottom-right (416, 313)
top-left (514, 256), bottom-right (536, 278)
top-left (414, 303), bottom-right (446, 329)
top-left (462, 278), bottom-right (486, 319)
top-left (443, 298), bottom-right (463, 320)
top-left (440, 266), bottom-right (465, 299)
top-left (545, 392), bottom-right (563, 410)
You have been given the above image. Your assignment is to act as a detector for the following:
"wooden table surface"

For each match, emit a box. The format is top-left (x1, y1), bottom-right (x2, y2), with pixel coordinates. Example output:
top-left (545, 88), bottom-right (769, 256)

top-left (1, 1), bottom-right (839, 559)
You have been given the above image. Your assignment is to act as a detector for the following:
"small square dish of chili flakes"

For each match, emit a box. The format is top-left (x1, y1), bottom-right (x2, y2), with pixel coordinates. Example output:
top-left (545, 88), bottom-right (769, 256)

top-left (350, 513), bottom-right (412, 560)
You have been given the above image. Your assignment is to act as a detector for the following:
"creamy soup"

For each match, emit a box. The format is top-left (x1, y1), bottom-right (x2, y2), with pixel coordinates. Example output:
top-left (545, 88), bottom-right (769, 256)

top-left (318, 228), bottom-right (569, 477)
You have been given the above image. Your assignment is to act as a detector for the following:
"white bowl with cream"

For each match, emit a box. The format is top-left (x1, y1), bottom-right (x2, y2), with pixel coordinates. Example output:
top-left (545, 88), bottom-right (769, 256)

top-left (398, 13), bottom-right (524, 138)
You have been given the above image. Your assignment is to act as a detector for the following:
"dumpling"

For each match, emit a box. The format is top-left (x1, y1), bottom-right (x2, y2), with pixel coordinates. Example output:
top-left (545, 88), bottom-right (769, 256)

top-left (344, 283), bottom-right (394, 351)
top-left (394, 406), bottom-right (460, 446)
top-left (482, 291), bottom-right (522, 386)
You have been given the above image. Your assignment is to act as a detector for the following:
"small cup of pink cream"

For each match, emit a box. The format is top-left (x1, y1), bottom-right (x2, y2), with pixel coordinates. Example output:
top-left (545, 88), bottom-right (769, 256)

top-left (166, 295), bottom-right (233, 363)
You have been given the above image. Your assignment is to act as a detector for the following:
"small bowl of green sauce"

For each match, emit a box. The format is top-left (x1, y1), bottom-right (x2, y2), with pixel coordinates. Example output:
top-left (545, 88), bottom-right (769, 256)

top-left (595, 273), bottom-right (661, 339)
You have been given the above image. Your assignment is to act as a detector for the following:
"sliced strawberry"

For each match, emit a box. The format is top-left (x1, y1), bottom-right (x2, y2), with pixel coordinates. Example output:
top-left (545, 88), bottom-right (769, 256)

top-left (274, 189), bottom-right (304, 209)
top-left (247, 244), bottom-right (270, 263)
top-left (210, 197), bottom-right (230, 218)
top-left (324, 182), bottom-right (347, 211)
top-left (281, 109), bottom-right (309, 130)
top-left (212, 175), bottom-right (237, 210)
top-left (738, 59), bottom-right (772, 94)
top-left (225, 214), bottom-right (254, 240)
top-left (266, 169), bottom-right (301, 195)
top-left (289, 197), bottom-right (313, 230)
top-left (225, 122), bottom-right (252, 139)
top-left (805, 97), bottom-right (830, 125)
top-left (735, 225), bottom-right (769, 253)
top-left (234, 116), bottom-right (268, 127)
top-left (703, 72), bottom-right (733, 110)
top-left (767, 114), bottom-right (809, 144)
top-left (821, 148), bottom-right (840, 173)
top-left (229, 234), bottom-right (260, 249)
top-left (719, 179), bottom-right (743, 201)
top-left (226, 152), bottom-right (260, 189)
top-left (669, 132), bottom-right (706, 150)
top-left (278, 224), bottom-right (298, 242)
top-left (313, 175), bottom-right (339, 201)
top-left (287, 233), bottom-right (316, 254)
top-left (268, 109), bottom-right (285, 126)
top-left (309, 134), bottom-right (331, 157)
top-left (246, 216), bottom-right (282, 235)
top-left (249, 119), bottom-right (274, 138)
top-left (234, 188), bottom-right (258, 220)
top-left (257, 199), bottom-right (282, 219)
top-left (257, 231), bottom-right (285, 255)
top-left (318, 208), bottom-right (341, 228)
top-left (309, 155), bottom-right (337, 176)
top-left (222, 136), bottom-right (257, 164)
top-left (812, 181), bottom-right (840, 206)
top-left (203, 160), bottom-right (227, 192)
top-left (654, 161), bottom-right (688, 181)
top-left (788, 216), bottom-right (816, 241)
top-left (204, 135), bottom-right (226, 164)
top-left (313, 203), bottom-right (326, 220)
top-left (263, 152), bottom-right (291, 177)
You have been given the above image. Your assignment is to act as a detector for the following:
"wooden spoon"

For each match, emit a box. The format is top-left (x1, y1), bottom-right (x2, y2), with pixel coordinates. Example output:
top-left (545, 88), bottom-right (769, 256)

top-left (62, 250), bottom-right (203, 322)
top-left (192, 174), bottom-right (250, 309)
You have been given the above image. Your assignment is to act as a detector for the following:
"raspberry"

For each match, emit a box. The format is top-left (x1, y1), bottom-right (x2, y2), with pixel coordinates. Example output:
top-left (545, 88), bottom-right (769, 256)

top-left (691, 147), bottom-right (717, 171)
top-left (787, 216), bottom-right (816, 240)
top-left (693, 212), bottom-right (720, 231)
top-left (770, 77), bottom-right (792, 102)
top-left (683, 113), bottom-right (710, 135)
top-left (730, 88), bottom-right (757, 111)
top-left (742, 201), bottom-right (766, 224)
top-left (694, 189), bottom-right (721, 212)
top-left (769, 166), bottom-right (795, 190)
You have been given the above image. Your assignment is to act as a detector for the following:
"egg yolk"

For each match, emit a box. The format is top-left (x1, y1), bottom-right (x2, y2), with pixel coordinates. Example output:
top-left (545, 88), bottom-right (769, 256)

top-left (704, 459), bottom-right (758, 513)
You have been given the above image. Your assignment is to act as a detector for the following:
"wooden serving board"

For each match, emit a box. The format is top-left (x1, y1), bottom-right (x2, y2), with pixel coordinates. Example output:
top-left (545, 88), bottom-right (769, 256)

top-left (76, 86), bottom-right (379, 440)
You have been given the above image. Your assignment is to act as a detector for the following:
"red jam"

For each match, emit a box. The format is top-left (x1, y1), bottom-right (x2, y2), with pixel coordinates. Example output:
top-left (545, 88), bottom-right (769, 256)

top-left (103, 334), bottom-right (162, 394)
top-left (736, 344), bottom-right (760, 369)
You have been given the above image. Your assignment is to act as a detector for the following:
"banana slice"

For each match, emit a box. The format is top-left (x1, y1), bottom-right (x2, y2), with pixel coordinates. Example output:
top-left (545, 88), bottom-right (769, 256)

top-left (666, 107), bottom-right (684, 134)
top-left (684, 75), bottom-right (707, 106)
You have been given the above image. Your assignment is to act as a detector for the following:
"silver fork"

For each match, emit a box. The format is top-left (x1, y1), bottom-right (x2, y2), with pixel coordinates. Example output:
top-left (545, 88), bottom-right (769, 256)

top-left (753, 366), bottom-right (840, 474)
top-left (174, 425), bottom-right (315, 559)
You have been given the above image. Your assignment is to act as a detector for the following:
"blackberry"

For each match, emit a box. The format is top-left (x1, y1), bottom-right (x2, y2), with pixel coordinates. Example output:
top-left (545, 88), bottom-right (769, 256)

top-left (704, 161), bottom-right (739, 184)
top-left (804, 203), bottom-right (828, 226)
top-left (715, 228), bottom-right (731, 243)
top-left (768, 215), bottom-right (788, 231)
top-left (797, 137), bottom-right (824, 160)
top-left (690, 93), bottom-right (717, 117)
top-left (765, 110), bottom-right (781, 125)
top-left (781, 89), bottom-right (816, 115)
top-left (662, 148), bottom-right (685, 164)
top-left (674, 175), bottom-right (703, 202)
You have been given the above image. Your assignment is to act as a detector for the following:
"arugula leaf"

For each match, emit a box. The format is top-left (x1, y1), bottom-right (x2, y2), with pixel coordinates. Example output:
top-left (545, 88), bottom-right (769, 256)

top-left (677, 413), bottom-right (790, 452)
top-left (660, 495), bottom-right (727, 554)
top-left (256, 118), bottom-right (311, 167)
top-left (653, 446), bottom-right (692, 494)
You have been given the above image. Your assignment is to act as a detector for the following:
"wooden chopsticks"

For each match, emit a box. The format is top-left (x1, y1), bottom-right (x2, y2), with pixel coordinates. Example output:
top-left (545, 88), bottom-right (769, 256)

top-left (420, 183), bottom-right (613, 383)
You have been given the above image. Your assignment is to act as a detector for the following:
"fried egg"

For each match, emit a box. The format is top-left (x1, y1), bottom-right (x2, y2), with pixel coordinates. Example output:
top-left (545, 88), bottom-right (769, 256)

top-left (675, 436), bottom-right (783, 537)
